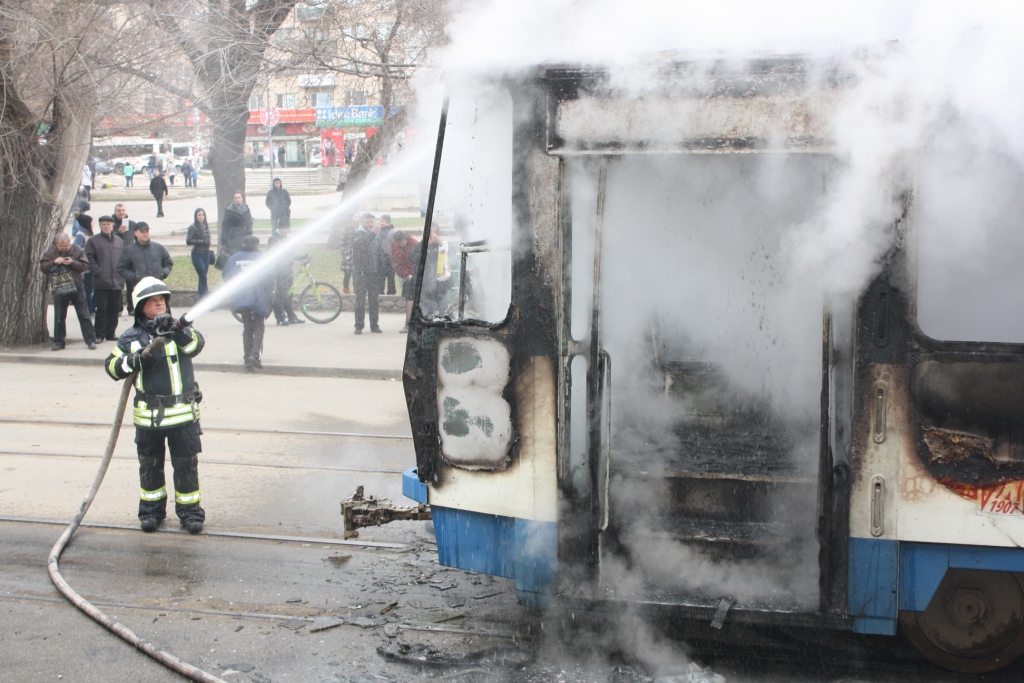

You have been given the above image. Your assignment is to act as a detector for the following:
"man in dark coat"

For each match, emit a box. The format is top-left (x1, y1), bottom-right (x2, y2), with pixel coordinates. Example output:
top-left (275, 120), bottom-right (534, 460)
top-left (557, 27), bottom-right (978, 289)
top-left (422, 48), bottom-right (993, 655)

top-left (113, 203), bottom-right (137, 244)
top-left (221, 191), bottom-right (253, 255)
top-left (117, 222), bottom-right (173, 304)
top-left (180, 159), bottom-right (193, 188)
top-left (149, 168), bottom-right (168, 217)
top-left (375, 214), bottom-right (397, 295)
top-left (85, 215), bottom-right (126, 341)
top-left (113, 203), bottom-right (138, 311)
top-left (267, 218), bottom-right (305, 326)
top-left (352, 212), bottom-right (381, 334)
top-left (264, 178), bottom-right (291, 236)
top-left (40, 233), bottom-right (97, 351)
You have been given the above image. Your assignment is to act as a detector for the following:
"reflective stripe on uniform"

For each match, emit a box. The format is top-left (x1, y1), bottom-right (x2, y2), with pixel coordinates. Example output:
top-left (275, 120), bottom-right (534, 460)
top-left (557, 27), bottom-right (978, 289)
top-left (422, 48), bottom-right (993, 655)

top-left (140, 486), bottom-right (167, 501)
top-left (133, 403), bottom-right (199, 428)
top-left (180, 329), bottom-right (200, 354)
top-left (107, 347), bottom-right (126, 378)
top-left (165, 341), bottom-right (183, 395)
top-left (175, 489), bottom-right (201, 505)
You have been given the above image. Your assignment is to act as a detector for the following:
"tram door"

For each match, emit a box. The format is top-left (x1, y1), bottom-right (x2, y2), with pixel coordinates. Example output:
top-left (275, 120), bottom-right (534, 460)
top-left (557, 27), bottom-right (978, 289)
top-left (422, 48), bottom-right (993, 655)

top-left (568, 153), bottom-right (835, 607)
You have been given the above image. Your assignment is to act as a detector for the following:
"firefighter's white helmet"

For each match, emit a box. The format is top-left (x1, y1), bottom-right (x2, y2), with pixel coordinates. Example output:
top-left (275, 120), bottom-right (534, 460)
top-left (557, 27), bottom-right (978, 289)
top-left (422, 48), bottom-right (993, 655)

top-left (132, 277), bottom-right (171, 309)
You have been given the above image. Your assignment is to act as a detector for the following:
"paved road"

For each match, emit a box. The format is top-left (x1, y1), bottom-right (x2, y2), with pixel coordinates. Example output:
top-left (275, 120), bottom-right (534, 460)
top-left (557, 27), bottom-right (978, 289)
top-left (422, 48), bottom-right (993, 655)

top-left (21, 307), bottom-right (411, 370)
top-left (5, 311), bottom-right (1023, 681)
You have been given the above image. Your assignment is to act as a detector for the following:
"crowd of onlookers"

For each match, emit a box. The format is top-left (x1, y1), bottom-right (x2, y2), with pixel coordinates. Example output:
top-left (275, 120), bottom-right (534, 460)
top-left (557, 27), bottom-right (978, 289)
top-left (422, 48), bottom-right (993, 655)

top-left (43, 201), bottom-right (171, 351)
top-left (43, 176), bottom-right (443, 370)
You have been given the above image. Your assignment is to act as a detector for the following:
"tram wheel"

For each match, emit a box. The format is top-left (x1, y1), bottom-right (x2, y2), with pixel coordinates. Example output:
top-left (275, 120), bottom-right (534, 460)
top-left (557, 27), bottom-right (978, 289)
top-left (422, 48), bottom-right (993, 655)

top-left (899, 569), bottom-right (1024, 673)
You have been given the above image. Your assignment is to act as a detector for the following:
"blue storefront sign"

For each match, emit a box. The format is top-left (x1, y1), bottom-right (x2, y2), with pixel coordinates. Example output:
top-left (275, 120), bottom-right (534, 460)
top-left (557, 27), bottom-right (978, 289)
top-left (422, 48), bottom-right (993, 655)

top-left (315, 106), bottom-right (389, 127)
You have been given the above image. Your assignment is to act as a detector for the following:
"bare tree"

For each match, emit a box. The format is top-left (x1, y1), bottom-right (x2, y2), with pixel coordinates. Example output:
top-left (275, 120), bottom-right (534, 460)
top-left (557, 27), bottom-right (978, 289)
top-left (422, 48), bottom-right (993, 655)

top-left (0, 1), bottom-right (111, 347)
top-left (110, 0), bottom-right (299, 235)
top-left (271, 0), bottom-right (449, 190)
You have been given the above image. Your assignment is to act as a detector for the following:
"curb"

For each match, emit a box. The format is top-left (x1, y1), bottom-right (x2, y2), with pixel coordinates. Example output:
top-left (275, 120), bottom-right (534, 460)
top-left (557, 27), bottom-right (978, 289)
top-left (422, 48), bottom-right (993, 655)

top-left (0, 353), bottom-right (401, 381)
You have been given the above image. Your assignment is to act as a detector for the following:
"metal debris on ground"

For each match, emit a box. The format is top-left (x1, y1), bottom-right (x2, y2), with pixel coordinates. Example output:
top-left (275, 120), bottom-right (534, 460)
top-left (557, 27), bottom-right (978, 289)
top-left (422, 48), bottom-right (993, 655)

top-left (341, 485), bottom-right (432, 539)
top-left (380, 601), bottom-right (398, 614)
top-left (425, 608), bottom-right (465, 623)
top-left (376, 643), bottom-right (534, 670)
top-left (445, 594), bottom-right (467, 607)
top-left (250, 673), bottom-right (272, 683)
top-left (277, 618), bottom-right (308, 630)
top-left (219, 662), bottom-right (255, 673)
top-left (308, 617), bottom-right (345, 633)
top-left (327, 554), bottom-right (353, 566)
top-left (285, 596), bottom-right (303, 603)
top-left (383, 623), bottom-right (400, 638)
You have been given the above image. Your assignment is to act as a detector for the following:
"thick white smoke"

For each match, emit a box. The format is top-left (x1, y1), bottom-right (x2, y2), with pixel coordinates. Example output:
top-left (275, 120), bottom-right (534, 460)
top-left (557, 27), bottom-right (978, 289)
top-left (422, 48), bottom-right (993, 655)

top-left (412, 0), bottom-right (1024, 675)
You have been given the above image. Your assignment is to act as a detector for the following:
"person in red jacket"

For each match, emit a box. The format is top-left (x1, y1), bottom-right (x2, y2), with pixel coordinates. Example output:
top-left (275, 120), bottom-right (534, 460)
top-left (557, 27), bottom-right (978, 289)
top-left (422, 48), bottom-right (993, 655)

top-left (390, 230), bottom-right (418, 333)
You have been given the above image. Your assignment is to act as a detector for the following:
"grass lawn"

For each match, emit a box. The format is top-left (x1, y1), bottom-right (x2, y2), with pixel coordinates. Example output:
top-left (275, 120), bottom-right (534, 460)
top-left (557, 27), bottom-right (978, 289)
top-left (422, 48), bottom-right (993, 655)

top-left (165, 244), bottom-right (345, 293)
top-left (164, 218), bottom-right (427, 293)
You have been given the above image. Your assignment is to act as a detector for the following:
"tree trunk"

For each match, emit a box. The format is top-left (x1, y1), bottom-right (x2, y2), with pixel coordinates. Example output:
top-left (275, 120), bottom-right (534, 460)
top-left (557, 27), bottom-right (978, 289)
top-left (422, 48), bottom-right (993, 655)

top-left (0, 102), bottom-right (91, 348)
top-left (346, 107), bottom-right (408, 193)
top-left (207, 105), bottom-right (249, 252)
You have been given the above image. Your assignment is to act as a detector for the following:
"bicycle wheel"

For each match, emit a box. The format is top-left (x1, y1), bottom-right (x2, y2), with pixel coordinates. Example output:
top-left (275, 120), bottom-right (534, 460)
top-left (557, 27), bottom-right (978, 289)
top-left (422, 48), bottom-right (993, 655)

top-left (299, 282), bottom-right (342, 323)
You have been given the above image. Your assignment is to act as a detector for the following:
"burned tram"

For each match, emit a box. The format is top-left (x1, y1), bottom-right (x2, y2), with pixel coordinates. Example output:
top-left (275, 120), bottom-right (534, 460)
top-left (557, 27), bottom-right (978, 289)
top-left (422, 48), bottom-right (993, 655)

top-left (400, 56), bottom-right (1024, 672)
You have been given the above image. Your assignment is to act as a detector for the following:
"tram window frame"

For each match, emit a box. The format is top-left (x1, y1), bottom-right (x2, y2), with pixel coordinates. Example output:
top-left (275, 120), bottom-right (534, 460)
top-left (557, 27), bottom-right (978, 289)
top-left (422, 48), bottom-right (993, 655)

top-left (413, 85), bottom-right (514, 328)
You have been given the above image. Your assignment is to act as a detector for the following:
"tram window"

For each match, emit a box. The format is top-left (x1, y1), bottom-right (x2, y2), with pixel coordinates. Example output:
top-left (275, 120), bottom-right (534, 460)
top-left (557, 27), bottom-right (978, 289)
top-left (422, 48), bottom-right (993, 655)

top-left (916, 149), bottom-right (1024, 343)
top-left (569, 354), bottom-right (590, 496)
top-left (569, 161), bottom-right (599, 342)
top-left (419, 85), bottom-right (513, 324)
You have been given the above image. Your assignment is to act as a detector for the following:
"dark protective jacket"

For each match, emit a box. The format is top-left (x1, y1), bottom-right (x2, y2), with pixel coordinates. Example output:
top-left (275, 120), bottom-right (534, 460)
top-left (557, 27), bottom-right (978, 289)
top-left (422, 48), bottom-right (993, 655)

top-left (264, 185), bottom-right (291, 216)
top-left (352, 226), bottom-right (378, 274)
top-left (84, 231), bottom-right (126, 289)
top-left (40, 244), bottom-right (90, 286)
top-left (105, 311), bottom-right (205, 429)
top-left (118, 240), bottom-right (173, 284)
top-left (223, 249), bottom-right (274, 316)
top-left (221, 203), bottom-right (253, 255)
top-left (186, 220), bottom-right (212, 256)
top-left (149, 176), bottom-right (168, 199)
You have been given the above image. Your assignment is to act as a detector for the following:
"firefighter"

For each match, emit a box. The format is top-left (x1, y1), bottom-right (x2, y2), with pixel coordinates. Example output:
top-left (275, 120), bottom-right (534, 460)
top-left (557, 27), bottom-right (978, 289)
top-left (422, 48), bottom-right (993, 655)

top-left (104, 277), bottom-right (207, 534)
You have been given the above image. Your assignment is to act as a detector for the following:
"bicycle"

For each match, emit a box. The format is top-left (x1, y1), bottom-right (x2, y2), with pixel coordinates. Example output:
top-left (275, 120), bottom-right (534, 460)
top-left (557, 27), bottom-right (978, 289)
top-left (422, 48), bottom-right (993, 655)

top-left (232, 254), bottom-right (343, 324)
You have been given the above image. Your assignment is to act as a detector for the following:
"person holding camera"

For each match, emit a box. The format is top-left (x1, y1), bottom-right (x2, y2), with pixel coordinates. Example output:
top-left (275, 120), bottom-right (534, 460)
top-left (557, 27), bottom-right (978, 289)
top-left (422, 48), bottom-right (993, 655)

top-left (104, 278), bottom-right (207, 535)
top-left (39, 233), bottom-right (97, 351)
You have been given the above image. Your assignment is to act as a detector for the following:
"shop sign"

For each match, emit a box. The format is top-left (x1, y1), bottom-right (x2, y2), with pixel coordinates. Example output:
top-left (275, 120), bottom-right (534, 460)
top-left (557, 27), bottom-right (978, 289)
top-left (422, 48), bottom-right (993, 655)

top-left (315, 106), bottom-right (387, 127)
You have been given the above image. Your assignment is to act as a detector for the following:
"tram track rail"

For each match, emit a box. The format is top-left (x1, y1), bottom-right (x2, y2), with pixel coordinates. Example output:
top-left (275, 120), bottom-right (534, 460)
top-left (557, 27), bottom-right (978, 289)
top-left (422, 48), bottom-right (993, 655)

top-left (0, 449), bottom-right (406, 475)
top-left (0, 515), bottom-right (407, 548)
top-left (0, 353), bottom-right (403, 381)
top-left (0, 593), bottom-right (523, 640)
top-left (0, 416), bottom-right (413, 440)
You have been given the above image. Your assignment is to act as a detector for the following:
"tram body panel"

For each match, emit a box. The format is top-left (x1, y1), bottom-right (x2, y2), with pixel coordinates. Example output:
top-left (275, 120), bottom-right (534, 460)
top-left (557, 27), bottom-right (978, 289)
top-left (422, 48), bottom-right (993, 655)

top-left (427, 353), bottom-right (558, 522)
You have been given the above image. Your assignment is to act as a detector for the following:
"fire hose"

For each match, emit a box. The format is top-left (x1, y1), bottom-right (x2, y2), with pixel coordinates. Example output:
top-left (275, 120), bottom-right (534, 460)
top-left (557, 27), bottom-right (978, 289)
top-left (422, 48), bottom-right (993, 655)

top-left (46, 334), bottom-right (228, 683)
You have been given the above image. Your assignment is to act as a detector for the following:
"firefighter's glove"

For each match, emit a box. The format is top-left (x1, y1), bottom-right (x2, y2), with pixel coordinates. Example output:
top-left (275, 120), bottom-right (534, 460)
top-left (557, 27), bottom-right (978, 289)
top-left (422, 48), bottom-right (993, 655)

top-left (152, 313), bottom-right (176, 338)
top-left (125, 352), bottom-right (144, 371)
